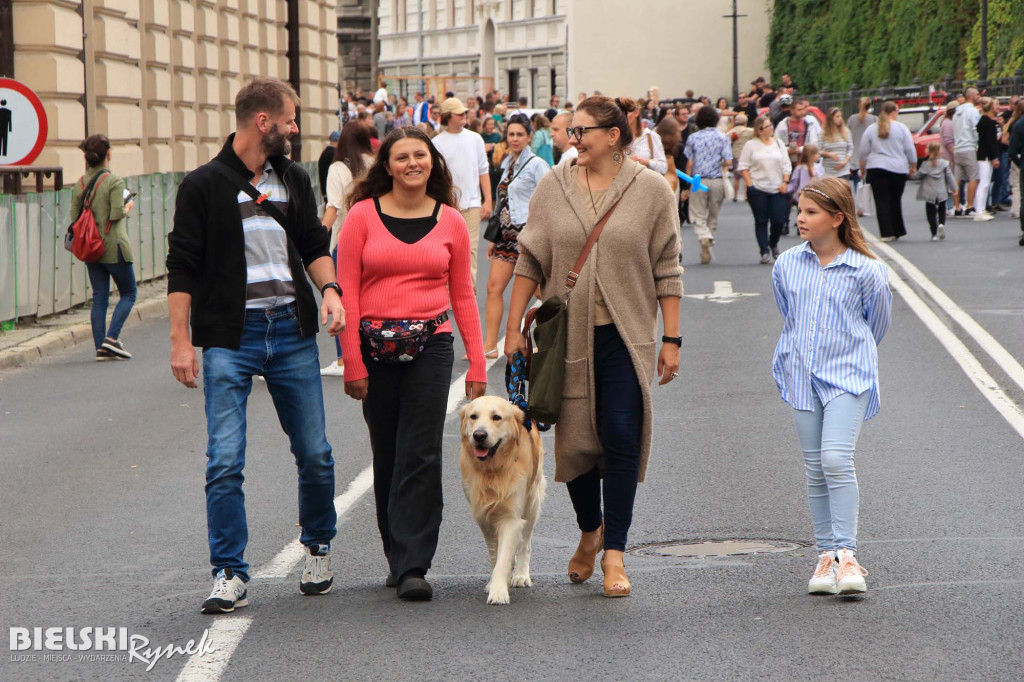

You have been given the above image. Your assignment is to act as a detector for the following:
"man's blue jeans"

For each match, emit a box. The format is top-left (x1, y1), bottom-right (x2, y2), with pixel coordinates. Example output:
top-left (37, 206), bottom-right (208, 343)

top-left (202, 303), bottom-right (337, 581)
top-left (792, 391), bottom-right (869, 553)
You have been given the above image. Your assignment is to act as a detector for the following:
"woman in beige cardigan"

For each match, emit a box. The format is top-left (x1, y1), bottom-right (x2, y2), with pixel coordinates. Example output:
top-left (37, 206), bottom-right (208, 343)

top-left (504, 96), bottom-right (683, 597)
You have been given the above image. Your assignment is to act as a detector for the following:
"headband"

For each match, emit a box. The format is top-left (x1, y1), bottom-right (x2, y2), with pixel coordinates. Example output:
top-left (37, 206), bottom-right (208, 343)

top-left (802, 186), bottom-right (833, 203)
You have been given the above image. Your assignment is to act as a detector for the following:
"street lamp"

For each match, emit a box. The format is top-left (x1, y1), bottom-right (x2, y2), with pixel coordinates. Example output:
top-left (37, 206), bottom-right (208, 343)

top-left (723, 0), bottom-right (747, 103)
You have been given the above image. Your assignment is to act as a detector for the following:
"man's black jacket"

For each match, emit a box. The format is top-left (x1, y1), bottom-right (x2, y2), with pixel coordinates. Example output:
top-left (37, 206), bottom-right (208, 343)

top-left (166, 134), bottom-right (330, 349)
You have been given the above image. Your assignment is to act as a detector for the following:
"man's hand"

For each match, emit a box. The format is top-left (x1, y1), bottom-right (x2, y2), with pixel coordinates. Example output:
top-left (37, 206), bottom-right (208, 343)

top-left (480, 201), bottom-right (493, 220)
top-left (993, 159), bottom-right (1000, 169)
top-left (344, 378), bottom-right (368, 401)
top-left (657, 343), bottom-right (680, 386)
top-left (466, 381), bottom-right (486, 400)
top-left (320, 289), bottom-right (346, 336)
top-left (171, 337), bottom-right (199, 388)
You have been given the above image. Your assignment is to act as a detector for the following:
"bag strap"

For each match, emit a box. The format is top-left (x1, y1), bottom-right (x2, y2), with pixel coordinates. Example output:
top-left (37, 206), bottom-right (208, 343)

top-left (505, 154), bottom-right (539, 185)
top-left (565, 198), bottom-right (621, 291)
top-left (646, 132), bottom-right (654, 157)
top-left (210, 159), bottom-right (290, 231)
top-left (82, 171), bottom-right (111, 208)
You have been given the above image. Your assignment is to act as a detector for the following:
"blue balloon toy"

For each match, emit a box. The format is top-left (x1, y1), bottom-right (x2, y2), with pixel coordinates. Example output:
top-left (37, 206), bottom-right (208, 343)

top-left (675, 169), bottom-right (710, 192)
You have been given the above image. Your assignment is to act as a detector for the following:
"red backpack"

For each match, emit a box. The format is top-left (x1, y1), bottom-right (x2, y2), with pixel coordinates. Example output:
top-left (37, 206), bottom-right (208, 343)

top-left (65, 171), bottom-right (111, 262)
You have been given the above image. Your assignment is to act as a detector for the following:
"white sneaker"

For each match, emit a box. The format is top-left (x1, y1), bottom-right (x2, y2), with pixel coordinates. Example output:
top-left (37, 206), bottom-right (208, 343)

top-left (300, 544), bottom-right (333, 595)
top-left (320, 362), bottom-right (345, 377)
top-left (835, 549), bottom-right (868, 595)
top-left (807, 551), bottom-right (838, 595)
top-left (973, 210), bottom-right (995, 222)
top-left (938, 224), bottom-right (946, 240)
top-left (201, 568), bottom-right (249, 614)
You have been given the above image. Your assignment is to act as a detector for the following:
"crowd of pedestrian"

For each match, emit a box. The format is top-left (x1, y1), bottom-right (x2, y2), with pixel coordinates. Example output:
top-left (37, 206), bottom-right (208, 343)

top-left (134, 68), bottom-right (1024, 616)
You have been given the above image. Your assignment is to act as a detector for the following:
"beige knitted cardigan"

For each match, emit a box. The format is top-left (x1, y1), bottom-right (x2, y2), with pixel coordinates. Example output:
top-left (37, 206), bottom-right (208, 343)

top-left (515, 158), bottom-right (683, 483)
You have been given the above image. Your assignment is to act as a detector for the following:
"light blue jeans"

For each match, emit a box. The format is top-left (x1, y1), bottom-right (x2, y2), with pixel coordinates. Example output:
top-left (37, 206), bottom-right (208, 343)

top-left (792, 391), bottom-right (869, 552)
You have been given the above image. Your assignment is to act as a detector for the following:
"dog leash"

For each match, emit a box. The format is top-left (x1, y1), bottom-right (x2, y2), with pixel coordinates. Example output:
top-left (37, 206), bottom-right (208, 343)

top-left (505, 352), bottom-right (551, 433)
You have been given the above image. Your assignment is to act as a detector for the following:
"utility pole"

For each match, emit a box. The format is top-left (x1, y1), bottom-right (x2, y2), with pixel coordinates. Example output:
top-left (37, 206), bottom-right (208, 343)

top-left (0, 0), bottom-right (13, 78)
top-left (287, 0), bottom-right (302, 160)
top-left (979, 0), bottom-right (988, 83)
top-left (723, 0), bottom-right (747, 103)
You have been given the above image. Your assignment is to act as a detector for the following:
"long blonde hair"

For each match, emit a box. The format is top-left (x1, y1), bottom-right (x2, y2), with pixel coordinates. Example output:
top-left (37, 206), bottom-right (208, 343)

top-left (799, 177), bottom-right (876, 259)
top-left (857, 97), bottom-right (872, 121)
top-left (877, 101), bottom-right (898, 139)
top-left (823, 107), bottom-right (850, 142)
top-left (926, 141), bottom-right (941, 165)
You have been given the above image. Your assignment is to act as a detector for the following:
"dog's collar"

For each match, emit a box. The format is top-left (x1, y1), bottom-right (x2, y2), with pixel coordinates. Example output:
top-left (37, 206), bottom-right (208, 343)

top-left (475, 438), bottom-right (503, 462)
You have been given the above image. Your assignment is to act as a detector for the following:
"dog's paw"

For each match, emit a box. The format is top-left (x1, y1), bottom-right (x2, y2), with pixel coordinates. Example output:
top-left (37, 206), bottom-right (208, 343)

top-left (510, 573), bottom-right (532, 588)
top-left (485, 583), bottom-right (510, 605)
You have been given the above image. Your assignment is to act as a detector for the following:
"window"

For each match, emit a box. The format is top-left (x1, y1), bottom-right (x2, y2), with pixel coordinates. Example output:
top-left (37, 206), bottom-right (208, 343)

top-left (529, 67), bottom-right (538, 108)
top-left (550, 68), bottom-right (557, 100)
top-left (508, 70), bottom-right (519, 102)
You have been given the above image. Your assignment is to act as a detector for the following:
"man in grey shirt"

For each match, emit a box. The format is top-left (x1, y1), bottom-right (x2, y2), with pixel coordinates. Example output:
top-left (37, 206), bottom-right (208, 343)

top-left (952, 87), bottom-right (981, 216)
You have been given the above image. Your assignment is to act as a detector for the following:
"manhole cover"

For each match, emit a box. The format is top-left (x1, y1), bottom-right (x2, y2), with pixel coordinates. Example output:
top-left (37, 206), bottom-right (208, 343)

top-left (628, 539), bottom-right (807, 558)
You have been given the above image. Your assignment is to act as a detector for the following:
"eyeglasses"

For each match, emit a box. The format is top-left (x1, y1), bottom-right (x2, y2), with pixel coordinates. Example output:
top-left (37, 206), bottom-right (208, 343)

top-left (565, 125), bottom-right (613, 142)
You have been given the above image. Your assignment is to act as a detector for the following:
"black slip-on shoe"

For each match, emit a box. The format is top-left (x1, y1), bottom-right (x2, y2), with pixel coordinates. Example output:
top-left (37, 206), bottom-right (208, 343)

top-left (397, 575), bottom-right (432, 601)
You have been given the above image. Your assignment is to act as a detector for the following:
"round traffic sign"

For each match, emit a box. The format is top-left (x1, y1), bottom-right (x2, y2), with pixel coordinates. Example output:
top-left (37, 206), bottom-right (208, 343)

top-left (0, 78), bottom-right (49, 166)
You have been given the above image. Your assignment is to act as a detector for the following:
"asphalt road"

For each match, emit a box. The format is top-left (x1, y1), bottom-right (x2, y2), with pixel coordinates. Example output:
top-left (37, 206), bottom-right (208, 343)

top-left (1, 192), bottom-right (1022, 681)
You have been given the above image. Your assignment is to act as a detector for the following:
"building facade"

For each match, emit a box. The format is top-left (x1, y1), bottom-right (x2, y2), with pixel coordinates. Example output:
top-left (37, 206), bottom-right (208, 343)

top-left (10, 0), bottom-right (339, 176)
top-left (336, 0), bottom-right (375, 93)
top-left (377, 0), bottom-right (771, 106)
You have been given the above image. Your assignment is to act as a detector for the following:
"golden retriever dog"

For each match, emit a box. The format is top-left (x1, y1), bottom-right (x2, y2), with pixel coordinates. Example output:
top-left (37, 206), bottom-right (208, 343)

top-left (459, 396), bottom-right (546, 605)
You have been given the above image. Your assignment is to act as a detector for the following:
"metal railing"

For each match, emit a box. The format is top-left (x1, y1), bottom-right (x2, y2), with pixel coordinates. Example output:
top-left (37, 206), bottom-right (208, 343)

top-left (0, 161), bottom-right (322, 325)
top-left (805, 71), bottom-right (1024, 119)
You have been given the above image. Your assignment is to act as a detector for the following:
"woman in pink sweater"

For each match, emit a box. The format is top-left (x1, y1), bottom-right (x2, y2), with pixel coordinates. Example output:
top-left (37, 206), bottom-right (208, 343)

top-left (338, 127), bottom-right (487, 601)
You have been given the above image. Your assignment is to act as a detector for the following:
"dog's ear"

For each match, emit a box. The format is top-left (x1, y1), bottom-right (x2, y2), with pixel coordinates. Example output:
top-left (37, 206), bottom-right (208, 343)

top-left (510, 404), bottom-right (526, 428)
top-left (459, 403), bottom-right (471, 429)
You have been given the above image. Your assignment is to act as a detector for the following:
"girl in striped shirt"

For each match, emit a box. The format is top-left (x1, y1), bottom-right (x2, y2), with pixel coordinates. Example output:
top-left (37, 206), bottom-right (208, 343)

top-left (771, 177), bottom-right (892, 597)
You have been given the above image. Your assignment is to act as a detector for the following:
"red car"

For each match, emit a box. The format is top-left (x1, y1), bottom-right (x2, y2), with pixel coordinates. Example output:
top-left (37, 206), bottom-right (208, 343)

top-left (908, 103), bottom-right (1011, 165)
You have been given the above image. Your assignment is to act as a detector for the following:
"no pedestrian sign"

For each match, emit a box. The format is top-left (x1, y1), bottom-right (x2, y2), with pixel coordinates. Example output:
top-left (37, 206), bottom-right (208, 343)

top-left (0, 78), bottom-right (48, 166)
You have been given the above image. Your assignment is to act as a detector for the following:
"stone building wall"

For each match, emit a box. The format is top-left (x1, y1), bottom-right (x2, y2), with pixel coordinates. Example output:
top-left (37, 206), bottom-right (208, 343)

top-left (11, 0), bottom-right (338, 175)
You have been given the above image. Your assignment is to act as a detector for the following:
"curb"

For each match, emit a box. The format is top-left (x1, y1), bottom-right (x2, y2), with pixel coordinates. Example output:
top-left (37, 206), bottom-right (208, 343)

top-left (0, 297), bottom-right (168, 372)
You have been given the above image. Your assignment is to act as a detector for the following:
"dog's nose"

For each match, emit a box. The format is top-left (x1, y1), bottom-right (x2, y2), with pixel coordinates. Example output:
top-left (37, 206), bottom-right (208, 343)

top-left (472, 430), bottom-right (488, 444)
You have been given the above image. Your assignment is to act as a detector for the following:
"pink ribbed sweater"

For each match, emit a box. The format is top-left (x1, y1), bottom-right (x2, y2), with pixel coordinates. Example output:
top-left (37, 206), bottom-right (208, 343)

top-left (337, 198), bottom-right (486, 383)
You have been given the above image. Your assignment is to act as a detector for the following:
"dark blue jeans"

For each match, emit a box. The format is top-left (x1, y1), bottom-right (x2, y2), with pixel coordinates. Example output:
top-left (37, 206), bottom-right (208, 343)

top-left (992, 151), bottom-right (1010, 206)
top-left (565, 324), bottom-right (644, 552)
top-left (85, 260), bottom-right (137, 350)
top-left (202, 303), bottom-right (337, 581)
top-left (361, 333), bottom-right (454, 580)
top-left (746, 186), bottom-right (789, 255)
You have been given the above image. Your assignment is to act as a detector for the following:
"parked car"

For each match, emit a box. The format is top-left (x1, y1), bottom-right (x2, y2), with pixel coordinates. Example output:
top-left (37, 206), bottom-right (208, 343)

top-left (910, 101), bottom-right (1012, 166)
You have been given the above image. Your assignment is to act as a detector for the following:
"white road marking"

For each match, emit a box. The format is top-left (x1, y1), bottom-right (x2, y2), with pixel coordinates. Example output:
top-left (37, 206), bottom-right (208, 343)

top-left (177, 334), bottom-right (506, 681)
top-left (881, 260), bottom-right (1024, 440)
top-left (871, 238), bottom-right (1024, 397)
top-left (685, 280), bottom-right (760, 304)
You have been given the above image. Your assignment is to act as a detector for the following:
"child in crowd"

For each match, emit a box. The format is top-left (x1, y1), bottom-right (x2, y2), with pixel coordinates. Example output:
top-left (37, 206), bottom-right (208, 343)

top-left (730, 114), bottom-right (754, 201)
top-left (771, 177), bottom-right (892, 597)
top-left (788, 144), bottom-right (825, 195)
top-left (915, 141), bottom-right (958, 241)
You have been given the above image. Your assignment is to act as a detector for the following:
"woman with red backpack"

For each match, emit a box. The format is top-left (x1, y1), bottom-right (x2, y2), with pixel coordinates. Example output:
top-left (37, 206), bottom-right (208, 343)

top-left (69, 134), bottom-right (137, 360)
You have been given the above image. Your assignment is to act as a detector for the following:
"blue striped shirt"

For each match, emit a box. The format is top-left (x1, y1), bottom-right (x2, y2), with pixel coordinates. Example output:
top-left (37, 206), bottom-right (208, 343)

top-left (771, 242), bottom-right (892, 420)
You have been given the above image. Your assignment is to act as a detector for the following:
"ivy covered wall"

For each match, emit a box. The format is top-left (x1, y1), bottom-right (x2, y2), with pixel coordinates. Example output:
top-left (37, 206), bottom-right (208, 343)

top-left (767, 0), bottom-right (1021, 90)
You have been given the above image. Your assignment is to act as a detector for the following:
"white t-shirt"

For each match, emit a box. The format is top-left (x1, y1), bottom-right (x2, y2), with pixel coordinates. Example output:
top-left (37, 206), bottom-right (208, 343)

top-left (628, 129), bottom-right (668, 174)
top-left (325, 154), bottom-right (374, 251)
top-left (432, 129), bottom-right (489, 209)
top-left (737, 137), bottom-right (793, 193)
top-left (556, 145), bottom-right (578, 165)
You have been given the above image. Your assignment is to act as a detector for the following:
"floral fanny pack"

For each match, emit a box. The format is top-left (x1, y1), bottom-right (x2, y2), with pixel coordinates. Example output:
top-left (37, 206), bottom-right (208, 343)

top-left (359, 311), bottom-right (449, 364)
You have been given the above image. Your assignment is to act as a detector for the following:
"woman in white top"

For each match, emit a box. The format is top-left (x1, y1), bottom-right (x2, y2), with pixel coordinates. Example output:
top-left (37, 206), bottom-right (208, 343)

top-left (821, 108), bottom-right (854, 179)
top-left (715, 97), bottom-right (737, 132)
top-left (738, 115), bottom-right (793, 263)
top-left (624, 97), bottom-right (668, 174)
top-left (320, 121), bottom-right (375, 375)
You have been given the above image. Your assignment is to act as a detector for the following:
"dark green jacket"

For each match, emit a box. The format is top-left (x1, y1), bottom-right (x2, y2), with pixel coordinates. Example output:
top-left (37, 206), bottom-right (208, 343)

top-left (69, 166), bottom-right (133, 264)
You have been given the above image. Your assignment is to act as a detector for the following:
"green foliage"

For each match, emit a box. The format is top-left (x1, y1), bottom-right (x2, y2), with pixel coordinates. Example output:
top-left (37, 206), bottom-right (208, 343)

top-left (767, 0), bottom-right (978, 91)
top-left (964, 0), bottom-right (1024, 78)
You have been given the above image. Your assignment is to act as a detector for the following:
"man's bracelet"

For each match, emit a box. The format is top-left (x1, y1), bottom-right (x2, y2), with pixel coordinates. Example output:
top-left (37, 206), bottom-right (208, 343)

top-left (320, 282), bottom-right (342, 297)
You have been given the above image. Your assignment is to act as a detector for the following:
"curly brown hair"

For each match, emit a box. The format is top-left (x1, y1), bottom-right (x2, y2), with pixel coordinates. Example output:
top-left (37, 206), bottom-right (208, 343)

top-left (347, 127), bottom-right (457, 209)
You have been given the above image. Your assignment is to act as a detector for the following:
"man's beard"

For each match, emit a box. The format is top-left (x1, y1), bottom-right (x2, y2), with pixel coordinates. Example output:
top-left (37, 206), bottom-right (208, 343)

top-left (262, 124), bottom-right (291, 157)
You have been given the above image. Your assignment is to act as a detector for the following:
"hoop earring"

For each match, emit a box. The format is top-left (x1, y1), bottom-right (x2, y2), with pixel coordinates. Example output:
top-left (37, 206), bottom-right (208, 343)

top-left (612, 150), bottom-right (623, 165)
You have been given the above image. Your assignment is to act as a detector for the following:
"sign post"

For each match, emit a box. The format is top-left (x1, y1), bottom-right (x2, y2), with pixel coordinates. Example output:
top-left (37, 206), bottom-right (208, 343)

top-left (0, 77), bottom-right (48, 166)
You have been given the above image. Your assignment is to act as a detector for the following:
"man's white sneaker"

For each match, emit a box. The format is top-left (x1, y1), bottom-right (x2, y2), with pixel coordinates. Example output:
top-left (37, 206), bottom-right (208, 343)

top-left (807, 551), bottom-right (838, 595)
top-left (201, 568), bottom-right (249, 614)
top-left (300, 544), bottom-right (333, 595)
top-left (938, 224), bottom-right (946, 240)
top-left (973, 210), bottom-right (995, 222)
top-left (835, 549), bottom-right (868, 595)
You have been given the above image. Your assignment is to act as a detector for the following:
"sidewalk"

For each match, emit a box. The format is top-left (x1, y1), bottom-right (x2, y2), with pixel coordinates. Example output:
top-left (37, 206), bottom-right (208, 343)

top-left (0, 278), bottom-right (168, 371)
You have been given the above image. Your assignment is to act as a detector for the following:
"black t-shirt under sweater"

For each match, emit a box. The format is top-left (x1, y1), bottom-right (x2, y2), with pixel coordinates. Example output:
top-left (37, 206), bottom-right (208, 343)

top-left (374, 197), bottom-right (440, 244)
